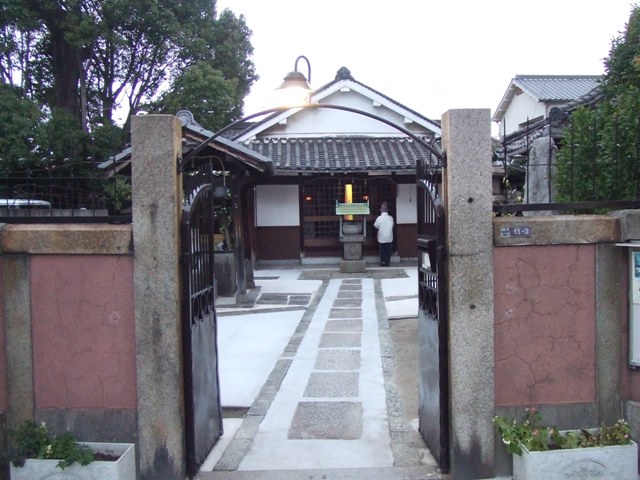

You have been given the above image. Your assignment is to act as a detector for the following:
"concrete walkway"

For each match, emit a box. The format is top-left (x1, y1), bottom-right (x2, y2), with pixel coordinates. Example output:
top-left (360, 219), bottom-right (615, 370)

top-left (194, 265), bottom-right (451, 480)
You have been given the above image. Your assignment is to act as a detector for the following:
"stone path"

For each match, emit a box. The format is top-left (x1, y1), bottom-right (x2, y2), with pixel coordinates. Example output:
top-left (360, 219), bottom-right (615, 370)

top-left (196, 271), bottom-right (447, 480)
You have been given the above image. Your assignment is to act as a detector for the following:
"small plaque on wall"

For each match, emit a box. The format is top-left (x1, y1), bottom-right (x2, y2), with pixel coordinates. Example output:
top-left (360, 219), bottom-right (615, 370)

top-left (499, 226), bottom-right (532, 238)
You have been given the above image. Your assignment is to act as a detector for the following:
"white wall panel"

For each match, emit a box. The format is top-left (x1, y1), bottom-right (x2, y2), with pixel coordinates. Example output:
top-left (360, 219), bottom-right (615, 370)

top-left (396, 183), bottom-right (417, 225)
top-left (256, 185), bottom-right (299, 227)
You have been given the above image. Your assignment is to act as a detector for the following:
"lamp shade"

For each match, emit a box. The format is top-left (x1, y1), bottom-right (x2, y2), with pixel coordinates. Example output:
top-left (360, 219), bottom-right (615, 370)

top-left (277, 70), bottom-right (312, 92)
top-left (274, 56), bottom-right (314, 107)
top-left (275, 70), bottom-right (313, 107)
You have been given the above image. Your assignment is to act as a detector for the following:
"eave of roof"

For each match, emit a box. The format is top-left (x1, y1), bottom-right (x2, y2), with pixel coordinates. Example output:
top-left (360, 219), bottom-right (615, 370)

top-left (99, 111), bottom-right (276, 176)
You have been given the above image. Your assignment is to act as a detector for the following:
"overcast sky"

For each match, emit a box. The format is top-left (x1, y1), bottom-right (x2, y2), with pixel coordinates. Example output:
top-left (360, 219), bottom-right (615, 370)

top-left (215, 0), bottom-right (634, 127)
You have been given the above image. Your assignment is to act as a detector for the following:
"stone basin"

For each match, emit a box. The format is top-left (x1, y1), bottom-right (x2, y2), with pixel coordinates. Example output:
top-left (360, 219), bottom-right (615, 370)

top-left (342, 221), bottom-right (363, 235)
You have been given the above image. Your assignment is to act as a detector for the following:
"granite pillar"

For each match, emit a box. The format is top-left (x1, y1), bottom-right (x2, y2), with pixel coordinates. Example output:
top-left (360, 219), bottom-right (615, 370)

top-left (132, 115), bottom-right (185, 480)
top-left (441, 109), bottom-right (495, 478)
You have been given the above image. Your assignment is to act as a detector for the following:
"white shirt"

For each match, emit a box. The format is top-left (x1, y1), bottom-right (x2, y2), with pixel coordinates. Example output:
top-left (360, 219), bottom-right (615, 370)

top-left (373, 212), bottom-right (394, 243)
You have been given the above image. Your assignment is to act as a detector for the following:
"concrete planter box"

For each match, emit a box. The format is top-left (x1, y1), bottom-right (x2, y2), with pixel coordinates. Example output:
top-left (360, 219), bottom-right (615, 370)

top-left (513, 440), bottom-right (638, 480)
top-left (10, 442), bottom-right (135, 480)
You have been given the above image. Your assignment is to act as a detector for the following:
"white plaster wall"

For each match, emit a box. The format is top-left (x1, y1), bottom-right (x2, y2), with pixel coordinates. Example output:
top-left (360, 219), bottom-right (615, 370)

top-left (260, 90), bottom-right (432, 138)
top-left (396, 183), bottom-right (417, 225)
top-left (256, 185), bottom-right (299, 227)
top-left (503, 93), bottom-right (545, 135)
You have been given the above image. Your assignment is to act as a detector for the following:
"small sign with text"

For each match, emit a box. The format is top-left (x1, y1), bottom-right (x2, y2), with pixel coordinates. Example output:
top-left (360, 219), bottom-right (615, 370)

top-left (500, 226), bottom-right (532, 238)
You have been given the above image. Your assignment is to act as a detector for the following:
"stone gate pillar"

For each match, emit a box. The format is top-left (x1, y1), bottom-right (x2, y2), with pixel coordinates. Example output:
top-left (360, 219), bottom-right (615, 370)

top-left (441, 109), bottom-right (495, 478)
top-left (131, 115), bottom-right (185, 480)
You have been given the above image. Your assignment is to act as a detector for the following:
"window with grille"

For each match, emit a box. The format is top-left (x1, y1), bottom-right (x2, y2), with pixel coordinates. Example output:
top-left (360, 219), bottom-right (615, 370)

top-left (302, 179), bottom-right (392, 242)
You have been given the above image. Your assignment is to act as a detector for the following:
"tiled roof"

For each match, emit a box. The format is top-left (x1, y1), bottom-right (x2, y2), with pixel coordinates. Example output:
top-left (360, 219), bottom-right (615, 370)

top-left (241, 136), bottom-right (437, 173)
top-left (514, 74), bottom-right (601, 102)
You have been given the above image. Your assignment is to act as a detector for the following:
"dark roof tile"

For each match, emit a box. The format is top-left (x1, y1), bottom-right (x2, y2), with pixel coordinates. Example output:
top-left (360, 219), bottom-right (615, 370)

top-left (243, 137), bottom-right (436, 172)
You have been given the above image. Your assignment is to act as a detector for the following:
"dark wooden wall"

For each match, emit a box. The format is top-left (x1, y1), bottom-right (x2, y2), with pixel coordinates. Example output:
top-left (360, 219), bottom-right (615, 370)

top-left (255, 226), bottom-right (300, 260)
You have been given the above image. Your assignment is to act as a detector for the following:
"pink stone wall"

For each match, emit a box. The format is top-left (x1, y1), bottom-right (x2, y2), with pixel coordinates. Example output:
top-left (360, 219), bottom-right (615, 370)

top-left (0, 265), bottom-right (7, 411)
top-left (494, 244), bottom-right (597, 406)
top-left (30, 255), bottom-right (136, 409)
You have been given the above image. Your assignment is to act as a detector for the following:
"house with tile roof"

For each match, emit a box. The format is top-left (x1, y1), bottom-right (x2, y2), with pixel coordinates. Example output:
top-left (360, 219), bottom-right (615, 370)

top-left (493, 74), bottom-right (601, 138)
top-left (229, 66), bottom-right (441, 263)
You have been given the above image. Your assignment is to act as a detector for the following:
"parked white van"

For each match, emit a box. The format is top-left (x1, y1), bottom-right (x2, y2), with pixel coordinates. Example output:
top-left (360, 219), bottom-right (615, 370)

top-left (0, 199), bottom-right (51, 209)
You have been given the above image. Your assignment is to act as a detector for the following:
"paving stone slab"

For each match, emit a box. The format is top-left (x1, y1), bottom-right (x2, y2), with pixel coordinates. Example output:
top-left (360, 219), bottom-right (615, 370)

top-left (289, 295), bottom-right (311, 305)
top-left (314, 349), bottom-right (361, 370)
top-left (256, 293), bottom-right (289, 304)
top-left (333, 298), bottom-right (362, 307)
top-left (337, 290), bottom-right (362, 299)
top-left (319, 332), bottom-right (362, 348)
top-left (288, 401), bottom-right (362, 439)
top-left (303, 371), bottom-right (359, 397)
top-left (329, 307), bottom-right (362, 319)
top-left (325, 319), bottom-right (363, 333)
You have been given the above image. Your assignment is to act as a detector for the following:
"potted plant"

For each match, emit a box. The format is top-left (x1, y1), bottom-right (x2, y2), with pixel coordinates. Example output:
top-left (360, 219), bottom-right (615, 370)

top-left (494, 408), bottom-right (638, 480)
top-left (8, 420), bottom-right (135, 480)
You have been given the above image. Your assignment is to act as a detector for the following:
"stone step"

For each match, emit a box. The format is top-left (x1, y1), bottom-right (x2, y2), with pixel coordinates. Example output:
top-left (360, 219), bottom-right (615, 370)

top-left (194, 466), bottom-right (450, 480)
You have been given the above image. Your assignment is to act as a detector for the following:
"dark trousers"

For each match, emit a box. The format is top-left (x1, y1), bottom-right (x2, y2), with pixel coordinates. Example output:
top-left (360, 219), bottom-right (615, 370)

top-left (379, 242), bottom-right (392, 266)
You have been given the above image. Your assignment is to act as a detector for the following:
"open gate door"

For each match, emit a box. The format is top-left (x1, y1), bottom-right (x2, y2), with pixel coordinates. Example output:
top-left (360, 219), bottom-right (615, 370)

top-left (181, 169), bottom-right (223, 476)
top-left (416, 161), bottom-right (449, 473)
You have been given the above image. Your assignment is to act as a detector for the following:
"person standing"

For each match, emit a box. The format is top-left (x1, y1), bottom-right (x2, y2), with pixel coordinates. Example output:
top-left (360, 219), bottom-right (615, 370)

top-left (373, 202), bottom-right (394, 266)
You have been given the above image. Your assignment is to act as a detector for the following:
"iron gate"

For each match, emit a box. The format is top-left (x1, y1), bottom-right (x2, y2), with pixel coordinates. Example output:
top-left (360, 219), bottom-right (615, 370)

top-left (416, 154), bottom-right (449, 473)
top-left (181, 163), bottom-right (223, 476)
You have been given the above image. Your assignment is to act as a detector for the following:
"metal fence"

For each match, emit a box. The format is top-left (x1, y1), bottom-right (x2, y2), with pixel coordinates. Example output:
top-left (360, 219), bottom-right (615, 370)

top-left (493, 116), bottom-right (640, 215)
top-left (0, 158), bottom-right (131, 223)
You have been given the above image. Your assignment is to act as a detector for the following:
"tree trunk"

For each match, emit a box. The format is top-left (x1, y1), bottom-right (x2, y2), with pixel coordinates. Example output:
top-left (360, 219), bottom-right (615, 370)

top-left (48, 26), bottom-right (82, 122)
top-left (23, 0), bottom-right (83, 124)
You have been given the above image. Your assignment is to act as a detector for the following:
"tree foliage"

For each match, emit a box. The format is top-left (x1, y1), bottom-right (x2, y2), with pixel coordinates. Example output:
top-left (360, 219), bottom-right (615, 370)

top-left (555, 4), bottom-right (640, 202)
top-left (0, 84), bottom-right (42, 166)
top-left (0, 0), bottom-right (257, 163)
top-left (152, 63), bottom-right (239, 131)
